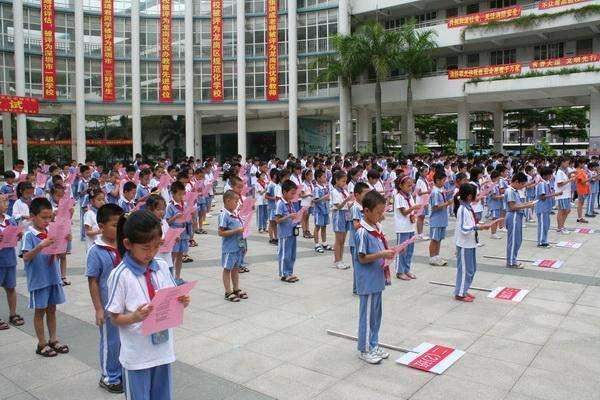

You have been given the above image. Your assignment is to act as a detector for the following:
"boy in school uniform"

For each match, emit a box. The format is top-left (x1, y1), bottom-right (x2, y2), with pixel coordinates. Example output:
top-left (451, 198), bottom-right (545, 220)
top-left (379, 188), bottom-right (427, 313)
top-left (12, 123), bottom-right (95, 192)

top-left (119, 181), bottom-right (137, 213)
top-left (429, 171), bottom-right (453, 266)
top-left (165, 181), bottom-right (189, 285)
top-left (275, 180), bottom-right (301, 283)
top-left (1, 171), bottom-right (17, 215)
top-left (313, 169), bottom-right (332, 253)
top-left (349, 182), bottom-right (370, 294)
top-left (354, 191), bottom-right (395, 364)
top-left (21, 197), bottom-right (70, 357)
top-left (536, 167), bottom-right (561, 248)
top-left (86, 203), bottom-right (125, 393)
top-left (505, 173), bottom-right (536, 269)
top-left (0, 195), bottom-right (24, 330)
top-left (135, 168), bottom-right (153, 204)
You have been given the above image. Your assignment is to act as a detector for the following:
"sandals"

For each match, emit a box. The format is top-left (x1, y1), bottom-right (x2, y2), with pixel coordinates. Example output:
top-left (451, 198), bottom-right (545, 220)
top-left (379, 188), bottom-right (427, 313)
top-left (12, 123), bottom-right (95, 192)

top-left (0, 319), bottom-right (8, 330)
top-left (280, 276), bottom-right (299, 283)
top-left (232, 289), bottom-right (248, 299)
top-left (303, 231), bottom-right (314, 239)
top-left (224, 292), bottom-right (240, 302)
top-left (239, 266), bottom-right (250, 273)
top-left (189, 240), bottom-right (198, 247)
top-left (182, 255), bottom-right (193, 263)
top-left (36, 344), bottom-right (57, 357)
top-left (61, 276), bottom-right (71, 286)
top-left (9, 314), bottom-right (25, 327)
top-left (396, 273), bottom-right (411, 281)
top-left (48, 340), bottom-right (69, 354)
top-left (577, 218), bottom-right (589, 224)
top-left (198, 229), bottom-right (207, 234)
top-left (322, 244), bottom-right (333, 251)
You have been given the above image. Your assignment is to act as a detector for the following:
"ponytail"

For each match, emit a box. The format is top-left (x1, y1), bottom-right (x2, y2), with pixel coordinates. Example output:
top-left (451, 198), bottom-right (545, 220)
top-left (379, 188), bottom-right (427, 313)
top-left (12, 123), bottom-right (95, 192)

top-left (116, 210), bottom-right (162, 257)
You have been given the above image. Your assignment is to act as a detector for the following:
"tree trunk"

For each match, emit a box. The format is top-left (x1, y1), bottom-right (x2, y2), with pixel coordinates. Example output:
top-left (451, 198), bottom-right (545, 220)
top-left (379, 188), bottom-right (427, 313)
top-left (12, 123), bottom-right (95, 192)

top-left (405, 77), bottom-right (416, 155)
top-left (375, 80), bottom-right (383, 154)
top-left (347, 86), bottom-right (354, 153)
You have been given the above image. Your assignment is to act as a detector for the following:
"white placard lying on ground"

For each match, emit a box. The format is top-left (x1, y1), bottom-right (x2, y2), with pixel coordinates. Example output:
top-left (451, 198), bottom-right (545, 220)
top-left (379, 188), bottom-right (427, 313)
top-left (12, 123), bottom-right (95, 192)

top-left (396, 342), bottom-right (465, 374)
top-left (555, 241), bottom-right (582, 249)
top-left (533, 259), bottom-right (564, 269)
top-left (574, 228), bottom-right (594, 234)
top-left (487, 287), bottom-right (529, 302)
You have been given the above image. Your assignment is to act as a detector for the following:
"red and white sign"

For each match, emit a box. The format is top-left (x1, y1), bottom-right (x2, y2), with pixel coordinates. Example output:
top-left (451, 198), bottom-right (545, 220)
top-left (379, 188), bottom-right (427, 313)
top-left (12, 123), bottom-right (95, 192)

top-left (534, 259), bottom-right (563, 269)
top-left (265, 0), bottom-right (279, 101)
top-left (448, 63), bottom-right (521, 80)
top-left (396, 343), bottom-right (464, 374)
top-left (41, 0), bottom-right (57, 100)
top-left (101, 0), bottom-right (115, 102)
top-left (447, 5), bottom-right (521, 28)
top-left (529, 53), bottom-right (600, 69)
top-left (488, 287), bottom-right (529, 302)
top-left (555, 241), bottom-right (582, 249)
top-left (159, 0), bottom-right (172, 102)
top-left (539, 0), bottom-right (588, 9)
top-left (210, 0), bottom-right (224, 102)
top-left (574, 228), bottom-right (594, 234)
top-left (0, 96), bottom-right (39, 114)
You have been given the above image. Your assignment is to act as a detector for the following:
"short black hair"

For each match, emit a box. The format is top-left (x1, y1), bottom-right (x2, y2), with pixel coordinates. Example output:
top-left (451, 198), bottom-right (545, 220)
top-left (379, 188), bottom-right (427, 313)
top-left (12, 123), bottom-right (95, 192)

top-left (281, 179), bottom-right (297, 193)
top-left (512, 172), bottom-right (528, 183)
top-left (3, 171), bottom-right (15, 179)
top-left (171, 180), bottom-right (185, 194)
top-left (458, 183), bottom-right (477, 203)
top-left (97, 203), bottom-right (124, 224)
top-left (433, 171), bottom-right (447, 182)
top-left (223, 190), bottom-right (239, 202)
top-left (362, 190), bottom-right (386, 210)
top-left (123, 181), bottom-right (137, 193)
top-left (353, 181), bottom-right (370, 195)
top-left (30, 197), bottom-right (53, 215)
top-left (145, 194), bottom-right (167, 210)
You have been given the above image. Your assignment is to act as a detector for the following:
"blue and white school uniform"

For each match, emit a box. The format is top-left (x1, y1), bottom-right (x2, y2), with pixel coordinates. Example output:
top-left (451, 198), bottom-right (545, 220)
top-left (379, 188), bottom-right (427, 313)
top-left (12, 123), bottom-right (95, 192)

top-left (104, 182), bottom-right (119, 204)
top-left (0, 183), bottom-right (16, 215)
top-left (219, 209), bottom-right (244, 270)
top-left (455, 203), bottom-right (478, 297)
top-left (118, 197), bottom-right (135, 213)
top-left (290, 174), bottom-right (303, 210)
top-left (266, 182), bottom-right (277, 222)
top-left (165, 202), bottom-right (189, 253)
top-left (78, 178), bottom-right (89, 240)
top-left (21, 227), bottom-right (65, 309)
top-left (554, 169), bottom-right (571, 210)
top-left (331, 186), bottom-right (351, 233)
top-left (300, 180), bottom-right (314, 217)
top-left (416, 177), bottom-right (430, 216)
top-left (498, 178), bottom-right (509, 213)
top-left (429, 186), bottom-right (448, 241)
top-left (469, 181), bottom-right (484, 221)
top-left (313, 184), bottom-right (330, 226)
top-left (487, 183), bottom-right (502, 219)
top-left (535, 179), bottom-right (552, 246)
top-left (587, 171), bottom-right (598, 216)
top-left (135, 184), bottom-right (151, 203)
top-left (255, 180), bottom-right (268, 231)
top-left (10, 197), bottom-right (30, 224)
top-left (505, 187), bottom-right (524, 266)
top-left (86, 239), bottom-right (122, 386)
top-left (275, 199), bottom-right (298, 278)
top-left (83, 206), bottom-right (99, 252)
top-left (0, 215), bottom-right (18, 289)
top-left (348, 203), bottom-right (363, 294)
top-left (106, 255), bottom-right (176, 400)
top-left (354, 220), bottom-right (386, 353)
top-left (393, 191), bottom-right (416, 274)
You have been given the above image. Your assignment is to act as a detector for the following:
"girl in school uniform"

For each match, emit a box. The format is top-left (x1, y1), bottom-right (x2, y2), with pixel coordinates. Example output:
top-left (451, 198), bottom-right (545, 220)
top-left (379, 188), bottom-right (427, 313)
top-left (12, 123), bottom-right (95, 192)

top-left (536, 167), bottom-right (560, 248)
top-left (254, 172), bottom-right (269, 233)
top-left (265, 169), bottom-right (279, 245)
top-left (300, 169), bottom-right (314, 239)
top-left (84, 189), bottom-right (107, 251)
top-left (12, 181), bottom-right (34, 226)
top-left (428, 171), bottom-right (453, 266)
top-left (106, 210), bottom-right (190, 400)
top-left (394, 176), bottom-right (421, 280)
top-left (414, 165), bottom-right (431, 240)
top-left (454, 183), bottom-right (492, 302)
top-left (505, 172), bottom-right (536, 269)
top-left (145, 195), bottom-right (173, 273)
top-left (331, 170), bottom-right (353, 270)
top-left (313, 169), bottom-right (331, 254)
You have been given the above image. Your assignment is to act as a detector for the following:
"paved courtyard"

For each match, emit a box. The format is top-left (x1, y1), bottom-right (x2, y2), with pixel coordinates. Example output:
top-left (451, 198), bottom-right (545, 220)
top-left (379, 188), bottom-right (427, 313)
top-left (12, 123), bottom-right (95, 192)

top-left (2, 200), bottom-right (600, 400)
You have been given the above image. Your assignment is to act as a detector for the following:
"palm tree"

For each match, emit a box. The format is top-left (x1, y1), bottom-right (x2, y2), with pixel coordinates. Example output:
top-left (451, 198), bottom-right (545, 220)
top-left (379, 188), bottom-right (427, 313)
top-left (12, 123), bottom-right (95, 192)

top-left (396, 21), bottom-right (437, 155)
top-left (354, 21), bottom-right (402, 153)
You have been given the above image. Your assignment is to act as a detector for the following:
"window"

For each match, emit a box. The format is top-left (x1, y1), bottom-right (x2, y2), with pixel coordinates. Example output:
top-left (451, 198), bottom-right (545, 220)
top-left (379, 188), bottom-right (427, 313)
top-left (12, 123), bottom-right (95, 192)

top-left (576, 38), bottom-right (593, 55)
top-left (25, 55), bottom-right (42, 98)
top-left (490, 0), bottom-right (516, 9)
top-left (0, 4), bottom-right (13, 50)
top-left (298, 0), bottom-right (337, 9)
top-left (84, 59), bottom-right (102, 100)
top-left (446, 8), bottom-right (459, 18)
top-left (297, 56), bottom-right (338, 98)
top-left (193, 19), bottom-right (210, 58)
top-left (140, 61), bottom-right (158, 101)
top-left (467, 53), bottom-right (480, 67)
top-left (0, 52), bottom-right (14, 95)
top-left (246, 17), bottom-right (265, 57)
top-left (415, 11), bottom-right (437, 23)
top-left (193, 62), bottom-right (211, 100)
top-left (490, 49), bottom-right (516, 65)
top-left (297, 9), bottom-right (337, 54)
top-left (534, 43), bottom-right (564, 61)
top-left (245, 0), bottom-right (265, 14)
top-left (446, 56), bottom-right (458, 70)
top-left (466, 3), bottom-right (480, 14)
top-left (384, 18), bottom-right (405, 29)
top-left (245, 60), bottom-right (265, 100)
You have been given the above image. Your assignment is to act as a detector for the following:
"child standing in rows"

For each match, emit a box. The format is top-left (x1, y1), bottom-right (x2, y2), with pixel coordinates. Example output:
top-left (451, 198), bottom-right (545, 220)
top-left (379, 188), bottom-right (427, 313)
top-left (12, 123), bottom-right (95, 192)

top-left (275, 180), bottom-right (300, 283)
top-left (428, 171), bottom-right (452, 266)
top-left (505, 173), bottom-right (536, 269)
top-left (165, 182), bottom-right (189, 284)
top-left (0, 195), bottom-right (24, 330)
top-left (331, 170), bottom-right (353, 270)
top-left (349, 182), bottom-right (369, 294)
top-left (313, 169), bottom-right (331, 254)
top-left (394, 176), bottom-right (420, 280)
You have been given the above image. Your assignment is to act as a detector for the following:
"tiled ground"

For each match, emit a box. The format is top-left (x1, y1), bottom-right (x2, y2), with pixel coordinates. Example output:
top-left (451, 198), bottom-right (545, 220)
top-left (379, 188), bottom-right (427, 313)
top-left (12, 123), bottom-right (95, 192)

top-left (2, 199), bottom-right (600, 400)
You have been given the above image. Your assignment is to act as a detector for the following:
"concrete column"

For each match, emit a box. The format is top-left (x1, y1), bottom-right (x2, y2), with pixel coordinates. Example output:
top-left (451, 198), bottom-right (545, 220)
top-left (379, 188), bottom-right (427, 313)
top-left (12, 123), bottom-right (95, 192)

top-left (184, 0), bottom-right (195, 157)
top-left (2, 113), bottom-right (12, 168)
top-left (287, 0), bottom-right (298, 156)
top-left (131, 0), bottom-right (142, 157)
top-left (13, 0), bottom-right (27, 169)
top-left (276, 130), bottom-right (288, 159)
top-left (194, 112), bottom-right (202, 160)
top-left (215, 134), bottom-right (222, 162)
top-left (493, 106), bottom-right (504, 153)
top-left (236, 0), bottom-right (247, 159)
top-left (399, 114), bottom-right (408, 152)
top-left (338, 0), bottom-right (350, 154)
top-left (590, 90), bottom-right (600, 155)
top-left (70, 113), bottom-right (77, 160)
top-left (357, 108), bottom-right (372, 153)
top-left (456, 100), bottom-right (470, 155)
top-left (74, 0), bottom-right (86, 163)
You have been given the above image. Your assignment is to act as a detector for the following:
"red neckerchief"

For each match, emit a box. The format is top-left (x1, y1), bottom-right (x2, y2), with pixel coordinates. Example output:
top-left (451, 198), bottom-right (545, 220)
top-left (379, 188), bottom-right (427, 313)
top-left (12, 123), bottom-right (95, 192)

top-left (173, 201), bottom-right (184, 212)
top-left (36, 230), bottom-right (56, 265)
top-left (144, 268), bottom-right (156, 300)
top-left (98, 244), bottom-right (121, 267)
top-left (365, 226), bottom-right (391, 284)
top-left (286, 202), bottom-right (293, 214)
top-left (258, 179), bottom-right (266, 189)
top-left (336, 186), bottom-right (347, 197)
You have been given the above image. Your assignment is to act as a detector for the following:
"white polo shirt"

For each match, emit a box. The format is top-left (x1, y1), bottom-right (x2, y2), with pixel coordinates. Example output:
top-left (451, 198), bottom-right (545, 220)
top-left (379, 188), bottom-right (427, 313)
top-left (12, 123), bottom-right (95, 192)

top-left (394, 192), bottom-right (416, 233)
top-left (554, 169), bottom-right (571, 200)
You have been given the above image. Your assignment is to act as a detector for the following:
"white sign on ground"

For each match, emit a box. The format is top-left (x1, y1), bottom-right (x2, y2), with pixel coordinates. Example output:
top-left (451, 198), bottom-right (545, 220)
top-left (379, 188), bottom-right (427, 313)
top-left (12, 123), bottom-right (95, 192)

top-left (533, 259), bottom-right (564, 269)
top-left (487, 287), bottom-right (529, 302)
top-left (396, 343), bottom-right (465, 374)
top-left (574, 228), bottom-right (594, 234)
top-left (555, 241), bottom-right (582, 249)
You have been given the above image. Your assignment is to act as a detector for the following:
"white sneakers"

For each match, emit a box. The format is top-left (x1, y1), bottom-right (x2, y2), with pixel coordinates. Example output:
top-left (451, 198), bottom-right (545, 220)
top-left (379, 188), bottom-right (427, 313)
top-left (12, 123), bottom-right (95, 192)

top-left (558, 228), bottom-right (571, 235)
top-left (359, 347), bottom-right (389, 364)
top-left (374, 346), bottom-right (390, 359)
top-left (498, 227), bottom-right (508, 232)
top-left (418, 234), bottom-right (430, 241)
top-left (333, 262), bottom-right (350, 270)
top-left (490, 233), bottom-right (502, 239)
top-left (429, 256), bottom-right (447, 266)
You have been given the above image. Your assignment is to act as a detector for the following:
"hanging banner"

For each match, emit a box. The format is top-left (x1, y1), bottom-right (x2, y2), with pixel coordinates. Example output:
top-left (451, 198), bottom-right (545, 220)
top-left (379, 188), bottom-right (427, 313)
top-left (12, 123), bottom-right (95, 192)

top-left (159, 0), bottom-right (173, 102)
top-left (539, 0), bottom-right (588, 9)
top-left (0, 96), bottom-right (39, 115)
top-left (101, 0), bottom-right (115, 102)
top-left (529, 53), bottom-right (600, 69)
top-left (41, 0), bottom-right (57, 100)
top-left (0, 139), bottom-right (133, 146)
top-left (211, 0), bottom-right (224, 102)
top-left (448, 63), bottom-right (521, 79)
top-left (447, 6), bottom-right (521, 28)
top-left (266, 0), bottom-right (279, 101)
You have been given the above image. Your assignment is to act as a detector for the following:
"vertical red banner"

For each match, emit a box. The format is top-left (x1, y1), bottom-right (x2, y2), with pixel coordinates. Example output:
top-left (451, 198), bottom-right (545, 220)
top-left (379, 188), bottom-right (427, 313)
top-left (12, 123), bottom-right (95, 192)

top-left (41, 0), bottom-right (57, 100)
top-left (159, 0), bottom-right (173, 102)
top-left (211, 0), bottom-right (224, 102)
top-left (266, 0), bottom-right (279, 101)
top-left (101, 0), bottom-right (115, 102)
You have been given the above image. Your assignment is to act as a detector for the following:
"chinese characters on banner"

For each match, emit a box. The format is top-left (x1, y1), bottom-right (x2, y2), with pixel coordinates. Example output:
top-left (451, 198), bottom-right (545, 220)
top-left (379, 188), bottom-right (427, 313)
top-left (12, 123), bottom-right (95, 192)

top-left (211, 0), bottom-right (224, 102)
top-left (0, 96), bottom-right (39, 114)
top-left (101, 0), bottom-right (115, 102)
top-left (530, 53), bottom-right (600, 69)
top-left (447, 6), bottom-right (521, 28)
top-left (266, 0), bottom-right (279, 101)
top-left (539, 0), bottom-right (588, 9)
top-left (159, 0), bottom-right (172, 102)
top-left (448, 63), bottom-right (521, 79)
top-left (41, 0), bottom-right (57, 100)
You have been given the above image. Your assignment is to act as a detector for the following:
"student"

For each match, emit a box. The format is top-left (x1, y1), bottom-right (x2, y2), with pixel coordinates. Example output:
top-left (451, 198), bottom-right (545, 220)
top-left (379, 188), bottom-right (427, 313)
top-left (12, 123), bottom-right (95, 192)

top-left (536, 166), bottom-right (561, 248)
top-left (12, 181), bottom-right (34, 224)
top-left (78, 165), bottom-right (92, 241)
top-left (331, 170), bottom-right (352, 270)
top-left (48, 184), bottom-right (73, 286)
top-left (165, 181), bottom-right (189, 284)
top-left (414, 165), bottom-right (431, 240)
top-left (394, 176), bottom-right (421, 280)
top-left (106, 210), bottom-right (190, 400)
top-left (86, 203), bottom-right (125, 393)
top-left (349, 182), bottom-right (370, 294)
top-left (1, 171), bottom-right (17, 215)
top-left (104, 171), bottom-right (121, 205)
top-left (255, 172), bottom-right (268, 233)
top-left (586, 162), bottom-right (599, 218)
top-left (218, 190), bottom-right (249, 302)
top-left (21, 198), bottom-right (70, 357)
top-left (119, 181), bottom-right (137, 213)
top-left (505, 172), bottom-right (536, 269)
top-left (487, 171), bottom-right (504, 239)
top-left (275, 180), bottom-right (300, 283)
top-left (555, 158), bottom-right (574, 234)
top-left (145, 194), bottom-right (173, 272)
top-left (0, 195), bottom-right (24, 330)
top-left (84, 189), bottom-right (106, 251)
top-left (135, 168), bottom-right (153, 204)
top-left (300, 169), bottom-right (314, 239)
top-left (313, 169), bottom-right (332, 253)
top-left (454, 183), bottom-right (492, 302)
top-left (428, 171), bottom-right (453, 266)
top-left (574, 159), bottom-right (590, 223)
top-left (192, 168), bottom-right (207, 235)
top-left (354, 190), bottom-right (395, 364)
top-left (265, 168), bottom-right (279, 245)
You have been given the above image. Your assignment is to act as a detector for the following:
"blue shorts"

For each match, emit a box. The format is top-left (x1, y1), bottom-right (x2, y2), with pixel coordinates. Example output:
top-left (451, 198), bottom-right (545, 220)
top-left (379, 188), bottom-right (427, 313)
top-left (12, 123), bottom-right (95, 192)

top-left (475, 211), bottom-right (483, 221)
top-left (332, 211), bottom-right (349, 232)
top-left (314, 212), bottom-right (329, 227)
top-left (29, 284), bottom-right (66, 309)
top-left (429, 227), bottom-right (446, 242)
top-left (0, 266), bottom-right (16, 289)
top-left (268, 204), bottom-right (277, 221)
top-left (489, 209), bottom-right (500, 219)
top-left (557, 198), bottom-right (571, 210)
top-left (172, 237), bottom-right (189, 253)
top-left (222, 250), bottom-right (243, 270)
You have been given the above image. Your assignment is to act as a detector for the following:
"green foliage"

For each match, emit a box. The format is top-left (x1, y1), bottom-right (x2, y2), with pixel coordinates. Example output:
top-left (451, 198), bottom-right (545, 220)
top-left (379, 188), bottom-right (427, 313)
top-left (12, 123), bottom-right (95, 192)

top-left (524, 138), bottom-right (557, 157)
top-left (467, 66), bottom-right (600, 84)
top-left (142, 144), bottom-right (164, 160)
top-left (28, 146), bottom-right (71, 167)
top-left (415, 141), bottom-right (432, 155)
top-left (546, 106), bottom-right (589, 150)
top-left (415, 114), bottom-right (457, 148)
top-left (470, 112), bottom-right (494, 151)
top-left (310, 34), bottom-right (367, 90)
top-left (395, 21), bottom-right (438, 80)
top-left (87, 146), bottom-right (131, 169)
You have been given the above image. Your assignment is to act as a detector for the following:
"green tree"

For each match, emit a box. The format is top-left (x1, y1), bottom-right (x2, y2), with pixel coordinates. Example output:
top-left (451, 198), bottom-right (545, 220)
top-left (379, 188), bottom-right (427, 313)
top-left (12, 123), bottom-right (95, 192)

top-left (546, 107), bottom-right (589, 152)
top-left (505, 109), bottom-right (546, 155)
top-left (415, 114), bottom-right (457, 153)
top-left (471, 112), bottom-right (494, 153)
top-left (396, 21), bottom-right (437, 155)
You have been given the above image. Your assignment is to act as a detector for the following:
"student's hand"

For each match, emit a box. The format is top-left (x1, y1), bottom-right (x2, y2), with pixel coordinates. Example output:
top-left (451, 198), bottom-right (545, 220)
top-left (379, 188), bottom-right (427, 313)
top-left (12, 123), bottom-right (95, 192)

top-left (40, 237), bottom-right (55, 248)
top-left (236, 227), bottom-right (245, 234)
top-left (556, 191), bottom-right (563, 196)
top-left (381, 249), bottom-right (396, 260)
top-left (65, 234), bottom-right (72, 241)
top-left (178, 295), bottom-right (191, 308)
top-left (132, 304), bottom-right (153, 322)
top-left (95, 309), bottom-right (105, 327)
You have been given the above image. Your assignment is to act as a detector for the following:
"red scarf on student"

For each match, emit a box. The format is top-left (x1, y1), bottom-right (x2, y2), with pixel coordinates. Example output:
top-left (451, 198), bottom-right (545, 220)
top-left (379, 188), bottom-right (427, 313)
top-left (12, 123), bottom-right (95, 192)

top-left (98, 244), bottom-right (122, 267)
top-left (36, 231), bottom-right (55, 265)
top-left (144, 268), bottom-right (156, 300)
top-left (366, 228), bottom-right (391, 285)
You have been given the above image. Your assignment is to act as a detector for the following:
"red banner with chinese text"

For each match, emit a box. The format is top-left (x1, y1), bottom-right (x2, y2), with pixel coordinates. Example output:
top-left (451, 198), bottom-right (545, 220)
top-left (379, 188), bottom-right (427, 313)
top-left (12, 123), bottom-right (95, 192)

top-left (159, 0), bottom-right (172, 102)
top-left (266, 0), bottom-right (279, 101)
top-left (101, 0), bottom-right (115, 102)
top-left (41, 0), bottom-right (57, 100)
top-left (447, 6), bottom-right (521, 28)
top-left (0, 139), bottom-right (132, 146)
top-left (211, 0), bottom-right (224, 102)
top-left (448, 63), bottom-right (522, 79)
top-left (0, 96), bottom-right (39, 114)
top-left (530, 53), bottom-right (600, 68)
top-left (539, 0), bottom-right (588, 9)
